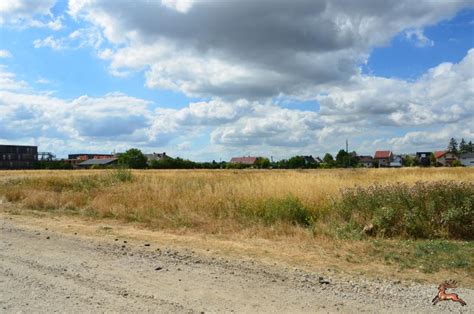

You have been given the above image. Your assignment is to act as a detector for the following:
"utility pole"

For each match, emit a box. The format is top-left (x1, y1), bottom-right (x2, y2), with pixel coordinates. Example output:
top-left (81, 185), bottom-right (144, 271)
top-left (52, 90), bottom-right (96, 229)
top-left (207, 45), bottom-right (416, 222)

top-left (346, 139), bottom-right (348, 153)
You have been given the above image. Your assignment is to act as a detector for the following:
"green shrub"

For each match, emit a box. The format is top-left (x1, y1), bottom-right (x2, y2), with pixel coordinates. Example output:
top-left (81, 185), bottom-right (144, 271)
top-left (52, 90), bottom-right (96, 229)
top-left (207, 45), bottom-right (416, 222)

top-left (333, 181), bottom-right (474, 240)
top-left (242, 195), bottom-right (313, 226)
top-left (109, 168), bottom-right (133, 183)
top-left (372, 206), bottom-right (401, 237)
top-left (72, 176), bottom-right (100, 191)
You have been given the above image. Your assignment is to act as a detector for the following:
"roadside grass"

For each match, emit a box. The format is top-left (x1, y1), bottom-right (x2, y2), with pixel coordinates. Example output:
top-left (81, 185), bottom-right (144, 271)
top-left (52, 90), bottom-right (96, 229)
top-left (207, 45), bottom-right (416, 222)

top-left (367, 240), bottom-right (473, 274)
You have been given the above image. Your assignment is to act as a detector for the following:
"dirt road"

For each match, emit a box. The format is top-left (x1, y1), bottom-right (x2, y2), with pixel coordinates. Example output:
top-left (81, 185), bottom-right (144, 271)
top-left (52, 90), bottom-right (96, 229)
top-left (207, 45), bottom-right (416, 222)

top-left (1, 216), bottom-right (472, 313)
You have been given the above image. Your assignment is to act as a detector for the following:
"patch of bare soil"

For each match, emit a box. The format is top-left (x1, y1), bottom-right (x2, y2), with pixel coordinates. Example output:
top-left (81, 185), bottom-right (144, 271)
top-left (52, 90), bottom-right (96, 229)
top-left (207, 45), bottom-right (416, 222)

top-left (0, 213), bottom-right (472, 313)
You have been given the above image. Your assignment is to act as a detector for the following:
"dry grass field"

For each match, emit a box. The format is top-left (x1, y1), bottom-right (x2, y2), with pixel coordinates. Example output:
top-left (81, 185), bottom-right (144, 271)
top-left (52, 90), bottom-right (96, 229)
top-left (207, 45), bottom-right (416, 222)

top-left (1, 168), bottom-right (473, 284)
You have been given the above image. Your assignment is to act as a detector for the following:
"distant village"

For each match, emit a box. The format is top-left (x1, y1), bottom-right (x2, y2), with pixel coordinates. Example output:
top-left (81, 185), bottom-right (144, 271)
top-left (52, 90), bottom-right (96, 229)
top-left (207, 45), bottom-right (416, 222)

top-left (1, 138), bottom-right (473, 170)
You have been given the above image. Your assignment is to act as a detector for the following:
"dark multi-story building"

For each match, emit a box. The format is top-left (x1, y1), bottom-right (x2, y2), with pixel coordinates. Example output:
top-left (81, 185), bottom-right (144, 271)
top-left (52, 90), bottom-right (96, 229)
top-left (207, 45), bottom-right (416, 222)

top-left (0, 145), bottom-right (38, 169)
top-left (416, 152), bottom-right (433, 167)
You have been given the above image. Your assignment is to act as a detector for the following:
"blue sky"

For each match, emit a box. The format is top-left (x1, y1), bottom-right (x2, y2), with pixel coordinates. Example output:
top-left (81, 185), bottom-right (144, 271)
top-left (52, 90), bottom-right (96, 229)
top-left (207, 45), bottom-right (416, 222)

top-left (0, 0), bottom-right (473, 160)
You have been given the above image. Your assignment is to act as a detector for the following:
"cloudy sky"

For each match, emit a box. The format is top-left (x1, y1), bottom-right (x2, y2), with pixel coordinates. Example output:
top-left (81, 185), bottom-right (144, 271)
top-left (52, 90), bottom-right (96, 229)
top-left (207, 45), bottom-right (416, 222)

top-left (0, 0), bottom-right (473, 160)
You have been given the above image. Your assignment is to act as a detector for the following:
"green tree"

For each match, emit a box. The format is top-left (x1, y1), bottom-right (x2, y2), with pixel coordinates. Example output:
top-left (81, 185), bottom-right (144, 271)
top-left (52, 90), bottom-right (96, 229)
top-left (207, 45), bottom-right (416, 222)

top-left (288, 156), bottom-right (306, 169)
top-left (402, 155), bottom-right (417, 167)
top-left (255, 157), bottom-right (271, 169)
top-left (118, 148), bottom-right (148, 169)
top-left (149, 156), bottom-right (179, 169)
top-left (335, 150), bottom-right (358, 168)
top-left (447, 138), bottom-right (458, 154)
top-left (322, 153), bottom-right (335, 167)
top-left (335, 150), bottom-right (348, 168)
top-left (37, 160), bottom-right (73, 169)
top-left (469, 141), bottom-right (474, 153)
top-left (275, 159), bottom-right (289, 169)
top-left (430, 153), bottom-right (437, 167)
top-left (459, 138), bottom-right (469, 154)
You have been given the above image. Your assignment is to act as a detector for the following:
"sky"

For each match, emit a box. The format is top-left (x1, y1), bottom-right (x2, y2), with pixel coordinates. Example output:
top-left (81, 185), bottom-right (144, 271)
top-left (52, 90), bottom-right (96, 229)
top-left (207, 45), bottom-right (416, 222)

top-left (0, 0), bottom-right (473, 161)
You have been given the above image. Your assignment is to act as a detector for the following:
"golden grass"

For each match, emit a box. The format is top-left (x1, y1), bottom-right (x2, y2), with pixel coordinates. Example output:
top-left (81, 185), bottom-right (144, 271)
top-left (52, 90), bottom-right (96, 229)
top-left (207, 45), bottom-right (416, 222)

top-left (1, 168), bottom-right (473, 235)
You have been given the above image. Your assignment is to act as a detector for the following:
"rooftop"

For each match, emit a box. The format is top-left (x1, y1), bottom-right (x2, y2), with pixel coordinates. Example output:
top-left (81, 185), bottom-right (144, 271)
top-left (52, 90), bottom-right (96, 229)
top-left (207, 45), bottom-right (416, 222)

top-left (230, 156), bottom-right (257, 165)
top-left (374, 151), bottom-right (392, 159)
top-left (78, 158), bottom-right (118, 166)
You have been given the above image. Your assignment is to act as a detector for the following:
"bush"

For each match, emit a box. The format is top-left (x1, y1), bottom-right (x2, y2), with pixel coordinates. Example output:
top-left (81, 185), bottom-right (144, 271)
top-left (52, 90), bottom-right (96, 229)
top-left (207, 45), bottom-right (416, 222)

top-left (333, 181), bottom-right (474, 240)
top-left (242, 195), bottom-right (313, 226)
top-left (109, 167), bottom-right (133, 182)
top-left (118, 148), bottom-right (147, 169)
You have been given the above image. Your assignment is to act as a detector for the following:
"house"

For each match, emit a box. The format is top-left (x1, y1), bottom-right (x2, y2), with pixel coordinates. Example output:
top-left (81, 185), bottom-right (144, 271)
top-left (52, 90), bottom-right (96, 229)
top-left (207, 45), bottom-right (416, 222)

top-left (460, 153), bottom-right (474, 167)
top-left (434, 151), bottom-right (458, 167)
top-left (416, 152), bottom-right (432, 167)
top-left (358, 155), bottom-right (374, 168)
top-left (374, 151), bottom-right (392, 167)
top-left (0, 144), bottom-right (38, 169)
top-left (62, 159), bottom-right (84, 167)
top-left (303, 155), bottom-right (322, 166)
top-left (68, 153), bottom-right (114, 161)
top-left (229, 156), bottom-right (258, 165)
top-left (390, 155), bottom-right (403, 167)
top-left (145, 152), bottom-right (168, 163)
top-left (77, 158), bottom-right (118, 168)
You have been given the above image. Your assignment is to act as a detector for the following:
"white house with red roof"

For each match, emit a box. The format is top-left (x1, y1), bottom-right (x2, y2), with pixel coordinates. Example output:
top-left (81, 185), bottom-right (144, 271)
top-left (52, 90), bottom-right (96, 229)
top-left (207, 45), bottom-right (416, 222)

top-left (434, 151), bottom-right (458, 166)
top-left (373, 150), bottom-right (393, 167)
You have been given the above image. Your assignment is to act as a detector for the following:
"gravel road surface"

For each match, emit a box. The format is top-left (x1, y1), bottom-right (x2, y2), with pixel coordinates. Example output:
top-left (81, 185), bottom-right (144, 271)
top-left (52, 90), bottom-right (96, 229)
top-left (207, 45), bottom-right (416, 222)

top-left (0, 217), bottom-right (472, 313)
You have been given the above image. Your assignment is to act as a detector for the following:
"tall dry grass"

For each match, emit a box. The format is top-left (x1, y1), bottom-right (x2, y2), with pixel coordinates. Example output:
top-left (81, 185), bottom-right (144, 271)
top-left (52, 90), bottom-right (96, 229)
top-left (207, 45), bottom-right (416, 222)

top-left (1, 168), bottom-right (473, 279)
top-left (1, 168), bottom-right (473, 238)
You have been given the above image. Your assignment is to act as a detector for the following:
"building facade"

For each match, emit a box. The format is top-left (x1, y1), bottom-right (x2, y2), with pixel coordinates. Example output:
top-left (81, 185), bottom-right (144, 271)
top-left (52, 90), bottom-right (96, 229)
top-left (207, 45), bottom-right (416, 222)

top-left (145, 152), bottom-right (168, 163)
top-left (358, 155), bottom-right (374, 168)
top-left (0, 145), bottom-right (38, 169)
top-left (374, 151), bottom-right (393, 167)
top-left (77, 158), bottom-right (118, 168)
top-left (416, 152), bottom-right (432, 167)
top-left (390, 155), bottom-right (403, 167)
top-left (434, 151), bottom-right (458, 166)
top-left (460, 153), bottom-right (474, 167)
top-left (68, 154), bottom-right (113, 160)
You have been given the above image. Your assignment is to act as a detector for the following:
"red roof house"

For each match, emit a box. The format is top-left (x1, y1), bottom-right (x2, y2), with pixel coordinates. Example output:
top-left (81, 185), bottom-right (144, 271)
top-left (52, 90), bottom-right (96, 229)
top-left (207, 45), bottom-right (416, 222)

top-left (434, 151), bottom-right (447, 159)
top-left (373, 151), bottom-right (393, 167)
top-left (434, 150), bottom-right (458, 166)
top-left (374, 151), bottom-right (392, 159)
top-left (229, 156), bottom-right (258, 165)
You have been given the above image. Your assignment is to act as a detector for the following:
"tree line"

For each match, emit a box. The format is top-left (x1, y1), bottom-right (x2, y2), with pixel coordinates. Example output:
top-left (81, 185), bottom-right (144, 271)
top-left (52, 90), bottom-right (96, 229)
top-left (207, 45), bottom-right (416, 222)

top-left (447, 137), bottom-right (473, 155)
top-left (36, 137), bottom-right (473, 169)
top-left (115, 148), bottom-right (360, 169)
